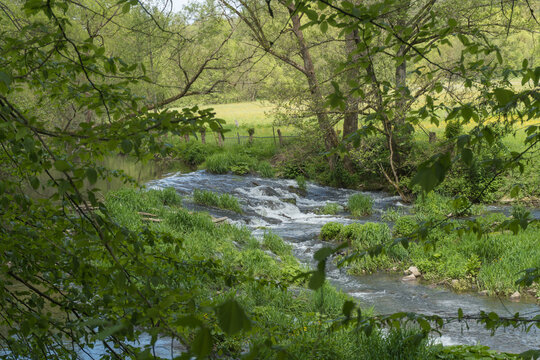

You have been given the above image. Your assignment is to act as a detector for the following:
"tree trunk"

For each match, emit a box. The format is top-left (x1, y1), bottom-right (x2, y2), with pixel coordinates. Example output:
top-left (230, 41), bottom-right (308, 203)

top-left (201, 128), bottom-right (206, 144)
top-left (343, 29), bottom-right (361, 140)
top-left (289, 9), bottom-right (339, 169)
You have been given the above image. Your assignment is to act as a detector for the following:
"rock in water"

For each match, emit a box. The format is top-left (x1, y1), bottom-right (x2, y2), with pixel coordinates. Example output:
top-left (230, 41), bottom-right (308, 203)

top-left (402, 274), bottom-right (417, 281)
top-left (408, 266), bottom-right (421, 277)
top-left (509, 291), bottom-right (521, 301)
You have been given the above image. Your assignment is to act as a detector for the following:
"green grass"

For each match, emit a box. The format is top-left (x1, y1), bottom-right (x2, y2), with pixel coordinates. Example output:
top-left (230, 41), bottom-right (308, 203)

top-left (193, 189), bottom-right (243, 213)
top-left (348, 193), bottom-right (374, 217)
top-left (317, 202), bottom-right (342, 215)
top-left (103, 186), bottom-right (443, 358)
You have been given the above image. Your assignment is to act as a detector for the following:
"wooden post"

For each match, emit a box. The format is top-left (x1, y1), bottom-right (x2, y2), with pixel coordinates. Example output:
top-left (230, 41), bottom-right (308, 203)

top-left (200, 128), bottom-right (206, 144)
top-left (217, 132), bottom-right (223, 147)
top-left (273, 126), bottom-right (276, 146)
top-left (277, 129), bottom-right (283, 147)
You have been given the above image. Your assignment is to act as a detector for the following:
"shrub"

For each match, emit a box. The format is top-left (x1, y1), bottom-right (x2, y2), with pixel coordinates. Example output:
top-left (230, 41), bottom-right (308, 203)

top-left (320, 222), bottom-right (344, 241)
top-left (230, 163), bottom-right (251, 175)
top-left (348, 193), bottom-right (373, 217)
top-left (177, 142), bottom-right (212, 166)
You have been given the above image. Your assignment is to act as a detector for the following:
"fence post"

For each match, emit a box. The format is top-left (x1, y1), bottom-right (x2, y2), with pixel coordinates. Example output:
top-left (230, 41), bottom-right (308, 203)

top-left (277, 129), bottom-right (283, 147)
top-left (200, 128), bottom-right (206, 144)
top-left (217, 132), bottom-right (223, 147)
top-left (273, 126), bottom-right (276, 146)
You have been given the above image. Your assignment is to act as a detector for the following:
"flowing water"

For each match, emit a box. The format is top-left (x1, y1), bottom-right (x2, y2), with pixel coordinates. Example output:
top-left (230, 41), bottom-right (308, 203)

top-left (147, 170), bottom-right (540, 354)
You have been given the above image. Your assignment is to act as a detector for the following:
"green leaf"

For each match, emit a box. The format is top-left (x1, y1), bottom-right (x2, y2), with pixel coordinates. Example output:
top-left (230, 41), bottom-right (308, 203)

top-left (314, 247), bottom-right (333, 262)
top-left (510, 185), bottom-right (520, 198)
top-left (342, 300), bottom-right (355, 318)
top-left (461, 148), bottom-right (473, 166)
top-left (86, 168), bottom-right (98, 184)
top-left (29, 176), bottom-right (39, 190)
top-left (496, 50), bottom-right (502, 64)
top-left (192, 327), bottom-right (212, 358)
top-left (96, 322), bottom-right (125, 340)
top-left (447, 18), bottom-right (457, 28)
top-left (217, 299), bottom-right (251, 335)
top-left (518, 350), bottom-right (540, 360)
top-left (54, 160), bottom-right (71, 172)
top-left (320, 21), bottom-right (328, 33)
top-left (121, 139), bottom-right (133, 153)
top-left (493, 88), bottom-right (514, 107)
top-left (0, 71), bottom-right (12, 94)
top-left (308, 270), bottom-right (325, 290)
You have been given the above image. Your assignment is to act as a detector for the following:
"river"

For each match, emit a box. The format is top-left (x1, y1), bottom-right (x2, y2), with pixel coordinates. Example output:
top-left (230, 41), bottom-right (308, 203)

top-left (146, 170), bottom-right (540, 354)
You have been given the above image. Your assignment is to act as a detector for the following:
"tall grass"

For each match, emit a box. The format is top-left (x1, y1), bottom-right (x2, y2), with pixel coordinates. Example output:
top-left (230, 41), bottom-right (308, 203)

top-left (348, 193), bottom-right (373, 217)
top-left (193, 189), bottom-right (243, 213)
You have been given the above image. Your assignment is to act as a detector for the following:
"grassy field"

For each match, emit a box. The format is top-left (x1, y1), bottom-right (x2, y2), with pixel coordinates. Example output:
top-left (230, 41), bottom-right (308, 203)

top-left (174, 101), bottom-right (296, 138)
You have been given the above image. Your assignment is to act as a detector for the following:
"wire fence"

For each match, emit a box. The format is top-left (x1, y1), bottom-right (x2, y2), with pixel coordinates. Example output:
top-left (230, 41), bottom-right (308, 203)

top-left (182, 129), bottom-right (300, 146)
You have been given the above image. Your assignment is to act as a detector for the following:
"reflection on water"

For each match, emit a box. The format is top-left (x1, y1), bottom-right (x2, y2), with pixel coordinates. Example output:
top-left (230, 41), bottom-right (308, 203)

top-left (26, 156), bottom-right (191, 199)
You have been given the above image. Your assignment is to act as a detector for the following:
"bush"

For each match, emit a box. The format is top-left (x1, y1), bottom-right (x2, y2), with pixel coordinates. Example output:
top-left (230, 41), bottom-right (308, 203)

top-left (177, 142), bottom-right (214, 166)
top-left (381, 208), bottom-right (403, 222)
top-left (320, 222), bottom-right (344, 241)
top-left (348, 193), bottom-right (373, 217)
